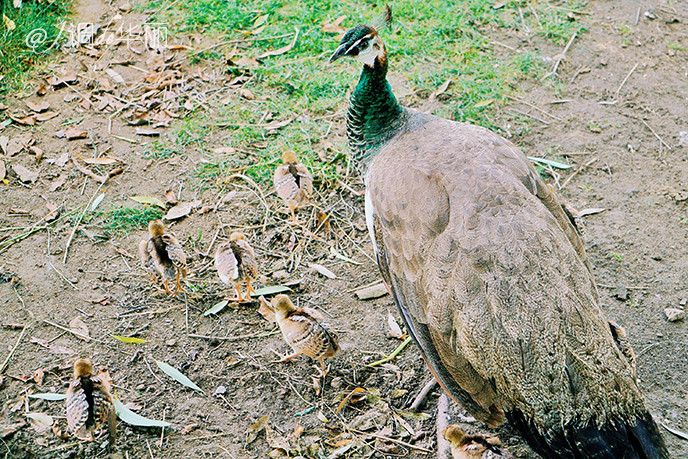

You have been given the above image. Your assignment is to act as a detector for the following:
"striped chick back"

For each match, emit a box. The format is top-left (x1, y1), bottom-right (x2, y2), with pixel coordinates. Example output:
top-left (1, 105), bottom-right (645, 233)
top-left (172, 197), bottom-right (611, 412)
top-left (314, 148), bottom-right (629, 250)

top-left (279, 307), bottom-right (339, 361)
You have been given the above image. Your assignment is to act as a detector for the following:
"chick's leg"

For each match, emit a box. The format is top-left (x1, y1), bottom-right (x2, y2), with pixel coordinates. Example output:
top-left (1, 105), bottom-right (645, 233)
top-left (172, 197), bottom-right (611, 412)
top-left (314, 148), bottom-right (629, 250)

top-left (245, 280), bottom-right (256, 300)
top-left (175, 270), bottom-right (188, 294)
top-left (231, 284), bottom-right (244, 302)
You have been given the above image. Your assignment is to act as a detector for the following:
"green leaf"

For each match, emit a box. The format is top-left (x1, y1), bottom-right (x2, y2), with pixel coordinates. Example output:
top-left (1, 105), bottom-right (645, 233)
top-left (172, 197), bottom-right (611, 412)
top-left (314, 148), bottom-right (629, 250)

top-left (155, 360), bottom-right (204, 393)
top-left (527, 156), bottom-right (572, 170)
top-left (252, 285), bottom-right (292, 296)
top-left (29, 393), bottom-right (67, 401)
top-left (130, 195), bottom-right (166, 209)
top-left (203, 300), bottom-right (229, 316)
top-left (473, 98), bottom-right (496, 108)
top-left (113, 397), bottom-right (170, 427)
top-left (113, 335), bottom-right (147, 344)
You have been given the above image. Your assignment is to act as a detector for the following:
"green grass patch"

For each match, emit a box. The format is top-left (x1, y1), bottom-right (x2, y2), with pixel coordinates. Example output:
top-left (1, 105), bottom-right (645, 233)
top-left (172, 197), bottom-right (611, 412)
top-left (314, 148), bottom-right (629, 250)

top-left (145, 0), bottom-right (584, 187)
top-left (0, 0), bottom-right (71, 92)
top-left (101, 206), bottom-right (163, 236)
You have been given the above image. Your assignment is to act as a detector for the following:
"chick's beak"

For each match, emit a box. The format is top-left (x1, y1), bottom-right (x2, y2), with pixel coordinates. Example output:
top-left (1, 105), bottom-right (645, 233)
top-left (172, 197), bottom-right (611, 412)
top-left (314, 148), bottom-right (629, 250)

top-left (329, 42), bottom-right (350, 63)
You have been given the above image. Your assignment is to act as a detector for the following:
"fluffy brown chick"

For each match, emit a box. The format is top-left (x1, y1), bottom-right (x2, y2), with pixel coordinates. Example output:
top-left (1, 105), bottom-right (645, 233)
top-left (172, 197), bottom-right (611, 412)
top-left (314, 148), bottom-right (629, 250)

top-left (443, 425), bottom-right (508, 459)
top-left (272, 294), bottom-right (339, 375)
top-left (140, 220), bottom-right (187, 295)
top-left (273, 151), bottom-right (313, 224)
top-left (214, 232), bottom-right (258, 302)
top-left (66, 358), bottom-right (116, 444)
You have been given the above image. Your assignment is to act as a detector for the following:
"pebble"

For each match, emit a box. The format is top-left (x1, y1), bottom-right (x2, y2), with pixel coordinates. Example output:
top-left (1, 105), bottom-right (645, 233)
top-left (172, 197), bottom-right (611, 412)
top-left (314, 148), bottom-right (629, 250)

top-left (613, 285), bottom-right (629, 301)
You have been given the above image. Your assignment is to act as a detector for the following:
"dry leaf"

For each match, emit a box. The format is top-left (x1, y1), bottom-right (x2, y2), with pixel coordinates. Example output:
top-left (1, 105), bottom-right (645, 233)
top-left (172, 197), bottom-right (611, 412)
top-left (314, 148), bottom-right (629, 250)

top-left (0, 136), bottom-right (8, 154)
top-left (0, 421), bottom-right (26, 438)
top-left (0, 160), bottom-right (5, 181)
top-left (48, 70), bottom-right (77, 87)
top-left (32, 368), bottom-right (45, 385)
top-left (309, 263), bottom-right (337, 279)
top-left (44, 202), bottom-right (60, 222)
top-left (34, 111), bottom-right (59, 122)
top-left (12, 164), bottom-right (38, 183)
top-left (105, 68), bottom-right (125, 84)
top-left (355, 282), bottom-right (388, 300)
top-left (26, 413), bottom-right (53, 434)
top-left (212, 146), bottom-right (235, 154)
top-left (234, 57), bottom-right (260, 68)
top-left (68, 317), bottom-right (90, 341)
top-left (8, 207), bottom-right (30, 215)
top-left (578, 208), bottom-right (606, 217)
top-left (48, 176), bottom-right (66, 191)
top-left (28, 146), bottom-right (43, 162)
top-left (9, 114), bottom-right (35, 126)
top-left (430, 78), bottom-right (452, 101)
top-left (164, 189), bottom-right (178, 205)
top-left (29, 337), bottom-right (74, 355)
top-left (239, 88), bottom-right (255, 100)
top-left (257, 296), bottom-right (276, 324)
top-left (322, 15), bottom-right (347, 34)
top-left (386, 314), bottom-right (404, 339)
top-left (264, 118), bottom-right (293, 131)
top-left (56, 126), bottom-right (87, 140)
top-left (257, 28), bottom-right (299, 59)
top-left (26, 101), bottom-right (50, 113)
top-left (134, 128), bottom-right (160, 136)
top-left (164, 200), bottom-right (201, 220)
top-left (36, 82), bottom-right (48, 96)
top-left (75, 152), bottom-right (121, 165)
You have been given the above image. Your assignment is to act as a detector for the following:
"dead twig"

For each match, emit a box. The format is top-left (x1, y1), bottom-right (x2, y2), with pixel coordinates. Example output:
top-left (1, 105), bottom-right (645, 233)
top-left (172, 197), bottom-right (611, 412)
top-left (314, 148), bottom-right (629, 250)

top-left (409, 377), bottom-right (438, 411)
top-left (542, 30), bottom-right (578, 80)
top-left (615, 63), bottom-right (638, 97)
top-left (436, 394), bottom-right (451, 459)
top-left (508, 96), bottom-right (564, 122)
top-left (560, 157), bottom-right (597, 190)
top-left (63, 181), bottom-right (105, 263)
top-left (641, 119), bottom-right (672, 150)
top-left (188, 329), bottom-right (279, 342)
top-left (0, 325), bottom-right (28, 374)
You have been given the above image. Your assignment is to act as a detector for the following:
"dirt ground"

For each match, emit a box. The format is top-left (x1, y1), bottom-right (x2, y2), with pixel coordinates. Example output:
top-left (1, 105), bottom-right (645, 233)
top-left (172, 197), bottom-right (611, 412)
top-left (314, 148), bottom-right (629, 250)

top-left (1, 0), bottom-right (687, 458)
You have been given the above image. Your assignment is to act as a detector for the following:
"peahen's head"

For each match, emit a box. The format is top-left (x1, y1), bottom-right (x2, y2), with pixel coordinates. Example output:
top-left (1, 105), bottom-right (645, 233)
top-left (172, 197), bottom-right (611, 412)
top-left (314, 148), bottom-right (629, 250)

top-left (329, 6), bottom-right (391, 67)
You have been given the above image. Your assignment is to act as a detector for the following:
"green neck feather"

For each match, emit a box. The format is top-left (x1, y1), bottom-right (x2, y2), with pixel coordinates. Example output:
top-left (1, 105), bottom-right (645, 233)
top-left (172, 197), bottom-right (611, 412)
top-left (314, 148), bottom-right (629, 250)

top-left (346, 57), bottom-right (404, 168)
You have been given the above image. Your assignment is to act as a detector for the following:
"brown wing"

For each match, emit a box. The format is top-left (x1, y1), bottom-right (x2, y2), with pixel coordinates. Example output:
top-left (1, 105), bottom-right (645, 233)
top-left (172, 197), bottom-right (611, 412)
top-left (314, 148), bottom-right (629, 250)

top-left (92, 375), bottom-right (116, 442)
top-left (163, 234), bottom-right (187, 276)
top-left (214, 243), bottom-right (239, 285)
top-left (274, 164), bottom-right (299, 202)
top-left (236, 240), bottom-right (258, 281)
top-left (294, 163), bottom-right (313, 197)
top-left (66, 379), bottom-right (90, 440)
top-left (279, 311), bottom-right (339, 361)
top-left (366, 116), bottom-right (643, 430)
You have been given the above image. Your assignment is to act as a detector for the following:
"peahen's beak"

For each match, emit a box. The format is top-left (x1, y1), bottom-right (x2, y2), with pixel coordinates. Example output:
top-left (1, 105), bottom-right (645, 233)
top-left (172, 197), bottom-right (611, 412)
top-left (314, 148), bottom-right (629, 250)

top-left (329, 42), bottom-right (350, 63)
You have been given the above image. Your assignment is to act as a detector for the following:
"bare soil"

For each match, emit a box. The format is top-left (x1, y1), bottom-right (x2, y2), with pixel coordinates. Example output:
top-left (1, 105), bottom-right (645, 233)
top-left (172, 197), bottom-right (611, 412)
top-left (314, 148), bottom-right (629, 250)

top-left (1, 1), bottom-right (687, 458)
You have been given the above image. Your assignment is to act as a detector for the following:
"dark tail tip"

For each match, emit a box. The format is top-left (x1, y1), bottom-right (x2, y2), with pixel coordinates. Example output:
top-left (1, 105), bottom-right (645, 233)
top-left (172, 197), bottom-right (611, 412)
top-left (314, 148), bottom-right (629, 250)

top-left (507, 410), bottom-right (670, 459)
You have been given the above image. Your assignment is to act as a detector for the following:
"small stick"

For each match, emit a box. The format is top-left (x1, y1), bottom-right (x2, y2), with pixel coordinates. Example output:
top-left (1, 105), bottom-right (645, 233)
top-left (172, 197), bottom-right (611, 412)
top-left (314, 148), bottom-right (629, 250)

top-left (63, 181), bottom-right (105, 263)
top-left (188, 329), bottom-right (280, 342)
top-left (641, 119), bottom-right (672, 150)
top-left (409, 377), bottom-right (438, 411)
top-left (368, 336), bottom-right (413, 367)
top-left (436, 394), bottom-right (451, 459)
top-left (560, 157), bottom-right (597, 190)
top-left (349, 427), bottom-right (433, 453)
top-left (615, 63), bottom-right (638, 97)
top-left (508, 96), bottom-right (564, 121)
top-left (596, 283), bottom-right (647, 290)
top-left (507, 108), bottom-right (549, 125)
top-left (159, 409), bottom-right (166, 448)
top-left (0, 325), bottom-right (28, 374)
top-left (634, 7), bottom-right (641, 25)
top-left (542, 30), bottom-right (578, 80)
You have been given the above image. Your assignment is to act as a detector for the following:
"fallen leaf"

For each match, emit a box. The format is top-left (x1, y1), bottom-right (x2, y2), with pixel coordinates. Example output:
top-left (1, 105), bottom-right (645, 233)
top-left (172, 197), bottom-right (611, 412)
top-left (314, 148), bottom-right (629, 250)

top-left (134, 128), bottom-right (160, 137)
top-left (56, 126), bottom-right (87, 140)
top-left (26, 101), bottom-right (50, 113)
top-left (474, 98), bottom-right (496, 108)
top-left (29, 146), bottom-right (43, 162)
top-left (355, 282), bottom-right (388, 300)
top-left (578, 208), bottom-right (606, 217)
top-left (212, 147), bottom-right (235, 154)
top-left (12, 164), bottom-right (38, 183)
top-left (44, 202), bottom-right (60, 222)
top-left (257, 27), bottom-right (299, 59)
top-left (330, 247), bottom-right (359, 265)
top-left (33, 111), bottom-right (58, 123)
top-left (30, 337), bottom-right (75, 355)
top-left (48, 176), bottom-right (66, 191)
top-left (203, 300), bottom-right (229, 317)
top-left (9, 114), bottom-right (35, 126)
top-left (130, 195), bottom-right (166, 209)
top-left (661, 422), bottom-right (688, 441)
top-left (309, 263), bottom-right (337, 279)
top-left (528, 156), bottom-right (571, 170)
top-left (48, 70), bottom-right (78, 87)
top-left (264, 118), bottom-right (293, 131)
top-left (316, 410), bottom-right (329, 423)
top-left (387, 314), bottom-right (404, 339)
top-left (246, 414), bottom-right (269, 444)
top-left (8, 207), bottom-right (30, 215)
top-left (28, 393), bottom-right (66, 401)
top-left (76, 153), bottom-right (122, 165)
top-left (322, 15), bottom-right (347, 34)
top-left (164, 200), bottom-right (201, 220)
top-left (155, 360), bottom-right (204, 393)
top-left (337, 387), bottom-right (367, 412)
top-left (68, 317), bottom-right (90, 341)
top-left (48, 153), bottom-right (69, 167)
top-left (239, 88), bottom-right (255, 100)
top-left (0, 136), bottom-right (8, 153)
top-left (257, 296), bottom-right (276, 323)
top-left (37, 82), bottom-right (48, 96)
top-left (253, 285), bottom-right (292, 296)
top-left (0, 160), bottom-right (5, 181)
top-left (26, 413), bottom-right (53, 434)
top-left (0, 421), bottom-right (26, 438)
top-left (105, 68), bottom-right (125, 84)
top-left (429, 78), bottom-right (452, 101)
top-left (113, 335), bottom-right (147, 344)
top-left (32, 368), bottom-right (45, 385)
top-left (113, 397), bottom-right (170, 427)
top-left (115, 247), bottom-right (134, 259)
